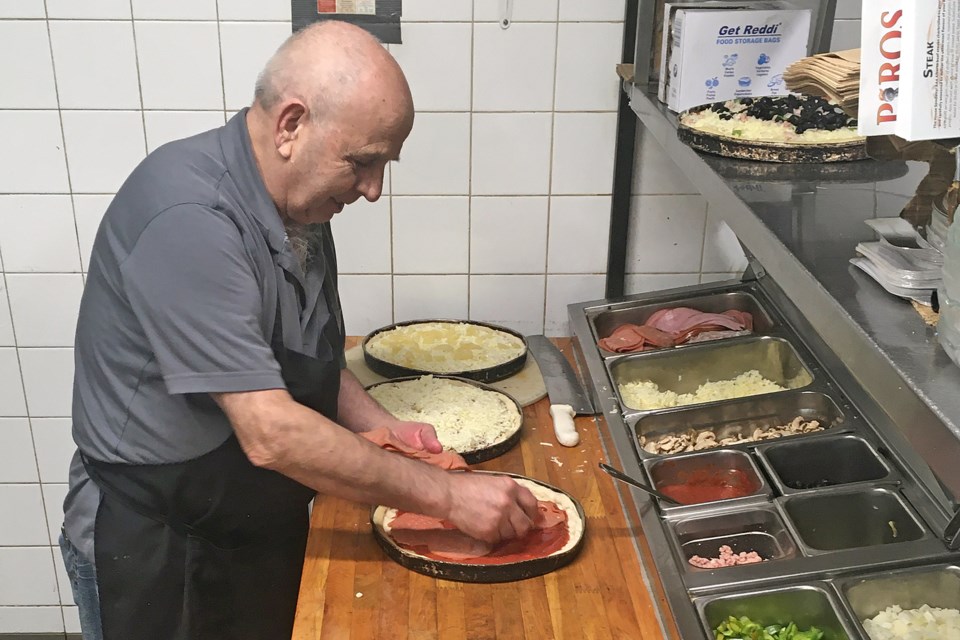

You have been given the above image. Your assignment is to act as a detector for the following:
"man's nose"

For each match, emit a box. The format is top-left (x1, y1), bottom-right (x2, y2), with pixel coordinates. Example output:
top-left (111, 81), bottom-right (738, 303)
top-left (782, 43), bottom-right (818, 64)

top-left (357, 167), bottom-right (385, 202)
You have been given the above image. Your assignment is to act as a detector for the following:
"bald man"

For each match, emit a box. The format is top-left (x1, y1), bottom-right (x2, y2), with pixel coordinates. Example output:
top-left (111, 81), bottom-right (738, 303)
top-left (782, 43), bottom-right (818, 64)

top-left (60, 22), bottom-right (539, 640)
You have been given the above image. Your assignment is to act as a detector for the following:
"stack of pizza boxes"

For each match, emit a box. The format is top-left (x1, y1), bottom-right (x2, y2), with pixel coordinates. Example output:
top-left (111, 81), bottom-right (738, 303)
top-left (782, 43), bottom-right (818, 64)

top-left (658, 1), bottom-right (812, 112)
top-left (859, 0), bottom-right (960, 141)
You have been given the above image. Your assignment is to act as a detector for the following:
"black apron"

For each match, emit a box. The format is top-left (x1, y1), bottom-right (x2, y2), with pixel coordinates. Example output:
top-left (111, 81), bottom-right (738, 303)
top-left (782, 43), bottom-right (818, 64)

top-left (83, 262), bottom-right (344, 640)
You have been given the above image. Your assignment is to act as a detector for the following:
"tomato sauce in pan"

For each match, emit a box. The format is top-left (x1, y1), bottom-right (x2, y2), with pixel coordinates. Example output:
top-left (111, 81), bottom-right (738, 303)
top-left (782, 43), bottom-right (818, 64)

top-left (658, 468), bottom-right (759, 504)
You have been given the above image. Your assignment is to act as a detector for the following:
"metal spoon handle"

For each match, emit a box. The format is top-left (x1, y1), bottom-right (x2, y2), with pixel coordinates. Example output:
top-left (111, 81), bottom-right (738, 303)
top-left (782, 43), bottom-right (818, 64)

top-left (598, 462), bottom-right (681, 505)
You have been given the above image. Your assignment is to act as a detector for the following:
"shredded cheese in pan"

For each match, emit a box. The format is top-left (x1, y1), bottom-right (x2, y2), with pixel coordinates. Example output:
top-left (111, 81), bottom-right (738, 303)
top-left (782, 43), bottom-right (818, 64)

top-left (366, 322), bottom-right (525, 373)
top-left (369, 376), bottom-right (521, 453)
top-left (619, 370), bottom-right (785, 410)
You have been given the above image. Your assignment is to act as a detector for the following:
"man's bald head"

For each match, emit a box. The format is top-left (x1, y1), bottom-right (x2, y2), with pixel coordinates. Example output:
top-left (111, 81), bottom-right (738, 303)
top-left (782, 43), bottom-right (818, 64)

top-left (246, 21), bottom-right (414, 227)
top-left (254, 21), bottom-right (412, 124)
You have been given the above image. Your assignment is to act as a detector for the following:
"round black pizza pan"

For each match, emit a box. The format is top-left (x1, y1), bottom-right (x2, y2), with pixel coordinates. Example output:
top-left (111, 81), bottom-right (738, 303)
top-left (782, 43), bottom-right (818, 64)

top-left (362, 319), bottom-right (529, 384)
top-left (700, 152), bottom-right (910, 183)
top-left (364, 375), bottom-right (523, 465)
top-left (677, 124), bottom-right (868, 164)
top-left (370, 471), bottom-right (586, 583)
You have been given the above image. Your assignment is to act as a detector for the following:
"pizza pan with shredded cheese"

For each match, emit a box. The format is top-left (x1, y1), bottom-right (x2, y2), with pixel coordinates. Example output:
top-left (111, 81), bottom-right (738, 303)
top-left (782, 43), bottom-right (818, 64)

top-left (364, 321), bottom-right (526, 374)
top-left (368, 375), bottom-right (522, 455)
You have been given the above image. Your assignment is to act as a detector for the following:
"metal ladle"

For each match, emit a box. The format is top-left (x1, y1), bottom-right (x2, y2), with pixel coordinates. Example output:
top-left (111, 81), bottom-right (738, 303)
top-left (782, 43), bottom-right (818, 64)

top-left (598, 462), bottom-right (682, 505)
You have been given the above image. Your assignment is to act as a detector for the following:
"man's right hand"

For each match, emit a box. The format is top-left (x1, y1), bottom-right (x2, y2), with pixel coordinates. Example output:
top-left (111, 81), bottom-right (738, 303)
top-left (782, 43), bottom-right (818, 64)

top-left (443, 473), bottom-right (541, 545)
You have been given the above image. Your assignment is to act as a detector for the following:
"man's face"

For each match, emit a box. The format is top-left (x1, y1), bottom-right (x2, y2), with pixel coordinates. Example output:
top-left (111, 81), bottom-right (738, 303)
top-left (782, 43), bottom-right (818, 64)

top-left (283, 105), bottom-right (411, 225)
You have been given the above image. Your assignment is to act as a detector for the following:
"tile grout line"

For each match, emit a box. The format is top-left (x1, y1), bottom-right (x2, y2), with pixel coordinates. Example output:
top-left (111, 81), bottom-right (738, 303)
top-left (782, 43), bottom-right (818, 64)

top-left (466, 5), bottom-right (475, 322)
top-left (214, 0), bottom-right (228, 119)
top-left (542, 7), bottom-right (560, 335)
top-left (35, 4), bottom-right (68, 635)
top-left (128, 6), bottom-right (149, 160)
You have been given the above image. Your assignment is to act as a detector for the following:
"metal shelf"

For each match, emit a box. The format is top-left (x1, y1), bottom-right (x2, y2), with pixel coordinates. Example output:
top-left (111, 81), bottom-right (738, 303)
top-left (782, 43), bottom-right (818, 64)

top-left (619, 82), bottom-right (960, 502)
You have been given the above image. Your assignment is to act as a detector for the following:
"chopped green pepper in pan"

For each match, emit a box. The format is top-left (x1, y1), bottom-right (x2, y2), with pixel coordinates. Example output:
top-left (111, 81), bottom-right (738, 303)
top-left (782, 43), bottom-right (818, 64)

top-left (714, 615), bottom-right (824, 640)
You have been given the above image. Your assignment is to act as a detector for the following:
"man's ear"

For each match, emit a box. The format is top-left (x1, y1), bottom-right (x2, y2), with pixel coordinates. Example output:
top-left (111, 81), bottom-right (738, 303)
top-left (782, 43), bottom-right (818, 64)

top-left (276, 101), bottom-right (308, 160)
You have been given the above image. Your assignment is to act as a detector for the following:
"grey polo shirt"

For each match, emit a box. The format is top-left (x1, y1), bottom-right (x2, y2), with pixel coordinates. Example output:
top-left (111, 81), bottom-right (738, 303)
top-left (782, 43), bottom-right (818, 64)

top-left (63, 109), bottom-right (345, 563)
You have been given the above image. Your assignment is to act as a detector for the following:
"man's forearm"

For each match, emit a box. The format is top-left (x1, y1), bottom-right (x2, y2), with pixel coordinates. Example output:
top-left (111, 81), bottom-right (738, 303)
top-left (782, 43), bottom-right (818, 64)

top-left (336, 368), bottom-right (397, 433)
top-left (219, 388), bottom-right (452, 516)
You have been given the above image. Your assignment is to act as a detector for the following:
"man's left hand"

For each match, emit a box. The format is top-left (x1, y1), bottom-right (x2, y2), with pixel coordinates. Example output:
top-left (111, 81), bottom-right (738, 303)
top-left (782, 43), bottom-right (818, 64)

top-left (389, 421), bottom-right (443, 454)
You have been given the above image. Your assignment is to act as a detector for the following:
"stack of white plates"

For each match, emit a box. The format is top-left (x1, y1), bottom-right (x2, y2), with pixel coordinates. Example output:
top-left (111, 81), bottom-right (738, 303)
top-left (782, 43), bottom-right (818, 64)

top-left (850, 218), bottom-right (943, 306)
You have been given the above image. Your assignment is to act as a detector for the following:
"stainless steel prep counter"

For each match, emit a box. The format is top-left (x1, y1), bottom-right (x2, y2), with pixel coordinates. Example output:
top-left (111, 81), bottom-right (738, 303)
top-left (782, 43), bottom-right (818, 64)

top-left (569, 83), bottom-right (960, 639)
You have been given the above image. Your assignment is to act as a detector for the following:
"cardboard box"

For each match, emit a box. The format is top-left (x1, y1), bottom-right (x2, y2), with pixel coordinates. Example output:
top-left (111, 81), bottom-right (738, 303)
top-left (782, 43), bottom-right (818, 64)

top-left (665, 7), bottom-right (812, 112)
top-left (657, 2), bottom-right (780, 103)
top-left (897, 0), bottom-right (960, 140)
top-left (857, 0), bottom-right (903, 136)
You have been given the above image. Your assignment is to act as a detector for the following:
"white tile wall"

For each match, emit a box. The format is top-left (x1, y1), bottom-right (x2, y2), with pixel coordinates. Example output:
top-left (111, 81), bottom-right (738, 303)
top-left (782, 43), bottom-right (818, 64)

top-left (0, 282), bottom-right (13, 347)
top-left (470, 275), bottom-right (546, 335)
top-left (0, 419), bottom-right (39, 483)
top-left (626, 194), bottom-right (707, 273)
top-left (331, 197), bottom-right (392, 274)
top-left (547, 196), bottom-right (611, 273)
top-left (61, 111), bottom-right (147, 193)
top-left (472, 23), bottom-right (556, 111)
top-left (555, 23), bottom-right (623, 112)
top-left (46, 0), bottom-right (130, 19)
top-left (394, 275), bottom-right (469, 321)
top-left (144, 111), bottom-right (227, 153)
top-left (219, 22), bottom-right (291, 111)
top-left (0, 111), bottom-right (70, 193)
top-left (0, 196), bottom-right (82, 273)
top-left (0, 606), bottom-right (64, 634)
top-left (391, 113), bottom-right (470, 195)
top-left (19, 348), bottom-right (75, 417)
top-left (390, 23), bottom-right (472, 112)
top-left (0, 548), bottom-right (60, 606)
top-left (337, 275), bottom-right (392, 336)
top-left (545, 274), bottom-right (605, 335)
top-left (31, 419), bottom-right (75, 484)
top-left (136, 22), bottom-right (224, 110)
top-left (392, 197), bottom-right (469, 273)
top-left (0, 485), bottom-right (50, 546)
top-left (471, 113), bottom-right (552, 195)
top-left (473, 0), bottom-right (557, 22)
top-left (0, 350), bottom-right (27, 416)
top-left (49, 21), bottom-right (141, 110)
top-left (0, 2), bottom-right (847, 630)
top-left (552, 112), bottom-right (619, 195)
top-left (132, 0), bottom-right (218, 20)
top-left (0, 0), bottom-right (46, 19)
top-left (217, 0), bottom-right (291, 21)
top-left (73, 195), bottom-right (112, 271)
top-left (470, 197), bottom-right (548, 273)
top-left (6, 275), bottom-right (83, 347)
top-left (404, 0), bottom-right (472, 22)
top-left (0, 21), bottom-right (58, 109)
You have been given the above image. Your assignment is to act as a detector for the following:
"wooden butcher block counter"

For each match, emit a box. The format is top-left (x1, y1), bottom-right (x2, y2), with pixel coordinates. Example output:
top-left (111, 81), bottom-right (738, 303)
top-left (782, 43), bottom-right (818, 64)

top-left (292, 338), bottom-right (678, 639)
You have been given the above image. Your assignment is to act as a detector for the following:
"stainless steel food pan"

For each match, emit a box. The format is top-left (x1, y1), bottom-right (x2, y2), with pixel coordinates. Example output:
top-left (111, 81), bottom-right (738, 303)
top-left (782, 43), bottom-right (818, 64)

top-left (644, 449), bottom-right (772, 518)
top-left (609, 337), bottom-right (814, 413)
top-left (780, 487), bottom-right (931, 556)
top-left (696, 583), bottom-right (857, 640)
top-left (756, 434), bottom-right (898, 495)
top-left (837, 563), bottom-right (960, 633)
top-left (631, 390), bottom-right (847, 460)
top-left (669, 507), bottom-right (799, 572)
top-left (590, 291), bottom-right (776, 356)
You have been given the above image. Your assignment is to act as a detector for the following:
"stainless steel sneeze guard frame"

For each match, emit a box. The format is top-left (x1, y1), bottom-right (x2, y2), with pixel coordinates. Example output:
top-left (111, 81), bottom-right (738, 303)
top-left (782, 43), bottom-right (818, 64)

top-left (569, 279), bottom-right (960, 639)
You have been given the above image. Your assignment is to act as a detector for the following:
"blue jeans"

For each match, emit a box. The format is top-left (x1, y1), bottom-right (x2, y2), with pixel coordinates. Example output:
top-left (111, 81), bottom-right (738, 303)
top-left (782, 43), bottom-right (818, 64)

top-left (59, 530), bottom-right (104, 640)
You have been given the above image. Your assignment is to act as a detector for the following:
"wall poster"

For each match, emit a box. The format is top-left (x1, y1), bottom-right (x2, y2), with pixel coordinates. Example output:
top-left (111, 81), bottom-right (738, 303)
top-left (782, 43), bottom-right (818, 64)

top-left (292, 0), bottom-right (402, 44)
